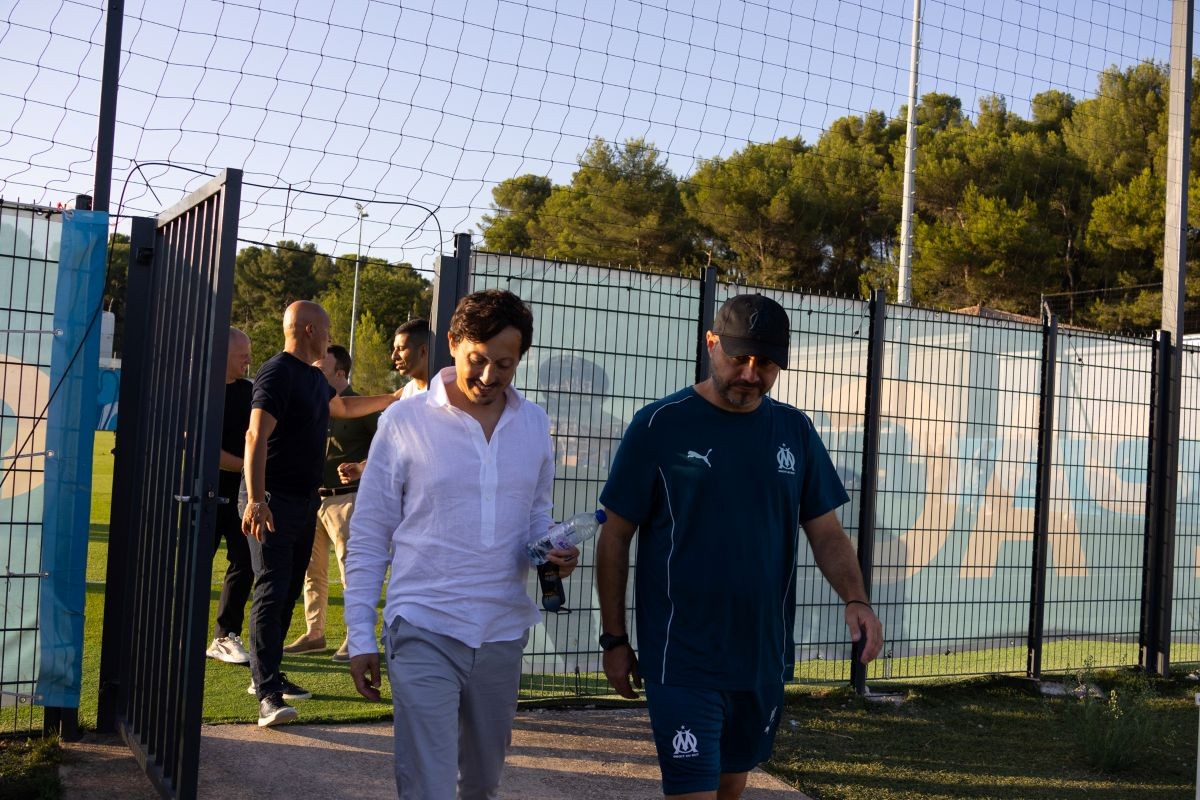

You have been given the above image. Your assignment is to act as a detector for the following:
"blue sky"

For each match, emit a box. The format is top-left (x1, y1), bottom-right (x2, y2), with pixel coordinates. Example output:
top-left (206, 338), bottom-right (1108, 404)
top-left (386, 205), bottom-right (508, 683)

top-left (0, 0), bottom-right (1176, 274)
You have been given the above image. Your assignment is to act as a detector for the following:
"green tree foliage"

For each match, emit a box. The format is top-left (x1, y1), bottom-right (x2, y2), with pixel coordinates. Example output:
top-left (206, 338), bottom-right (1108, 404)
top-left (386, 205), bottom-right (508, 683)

top-left (232, 242), bottom-right (429, 373)
top-left (1062, 62), bottom-right (1168, 189)
top-left (233, 241), bottom-right (333, 329)
top-left (317, 255), bottom-right (431, 349)
top-left (480, 174), bottom-right (553, 252)
top-left (684, 138), bottom-right (815, 285)
top-left (914, 184), bottom-right (1057, 311)
top-left (530, 138), bottom-right (697, 271)
top-left (461, 56), bottom-right (1200, 331)
top-left (343, 309), bottom-right (397, 395)
top-left (105, 233), bottom-right (130, 354)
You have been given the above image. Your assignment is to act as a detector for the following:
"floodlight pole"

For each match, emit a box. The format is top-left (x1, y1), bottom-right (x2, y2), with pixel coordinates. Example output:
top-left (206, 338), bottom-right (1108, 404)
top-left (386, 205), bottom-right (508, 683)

top-left (349, 202), bottom-right (368, 363)
top-left (1144, 0), bottom-right (1192, 678)
top-left (896, 0), bottom-right (921, 305)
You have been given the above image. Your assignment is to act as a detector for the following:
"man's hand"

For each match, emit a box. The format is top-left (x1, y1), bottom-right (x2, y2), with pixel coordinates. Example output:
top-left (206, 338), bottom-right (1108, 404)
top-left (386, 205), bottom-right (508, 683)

top-left (338, 460), bottom-right (366, 484)
top-left (241, 501), bottom-right (275, 542)
top-left (350, 653), bottom-right (383, 701)
top-left (845, 602), bottom-right (884, 664)
top-left (603, 644), bottom-right (642, 699)
top-left (544, 545), bottom-right (580, 578)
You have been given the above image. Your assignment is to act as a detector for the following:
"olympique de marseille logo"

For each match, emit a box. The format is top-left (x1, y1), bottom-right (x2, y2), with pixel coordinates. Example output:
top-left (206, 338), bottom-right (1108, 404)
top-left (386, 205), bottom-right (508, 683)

top-left (672, 726), bottom-right (699, 758)
top-left (776, 443), bottom-right (796, 475)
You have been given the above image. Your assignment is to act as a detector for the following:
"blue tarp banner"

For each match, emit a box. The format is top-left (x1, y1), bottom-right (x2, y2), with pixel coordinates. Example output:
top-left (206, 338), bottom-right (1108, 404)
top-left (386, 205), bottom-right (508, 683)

top-left (36, 209), bottom-right (106, 708)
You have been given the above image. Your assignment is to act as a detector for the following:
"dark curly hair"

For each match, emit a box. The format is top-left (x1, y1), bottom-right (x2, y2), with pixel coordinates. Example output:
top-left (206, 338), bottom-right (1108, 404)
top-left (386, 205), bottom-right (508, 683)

top-left (449, 289), bottom-right (534, 355)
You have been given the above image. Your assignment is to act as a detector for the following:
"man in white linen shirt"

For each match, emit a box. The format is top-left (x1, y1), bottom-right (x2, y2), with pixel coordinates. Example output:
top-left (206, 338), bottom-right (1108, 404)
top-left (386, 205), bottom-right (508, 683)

top-left (344, 289), bottom-right (579, 800)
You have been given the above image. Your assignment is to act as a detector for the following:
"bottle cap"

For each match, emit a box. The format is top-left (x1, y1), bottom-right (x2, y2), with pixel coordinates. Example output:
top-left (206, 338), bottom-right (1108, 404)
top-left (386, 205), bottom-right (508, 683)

top-left (594, 509), bottom-right (607, 523)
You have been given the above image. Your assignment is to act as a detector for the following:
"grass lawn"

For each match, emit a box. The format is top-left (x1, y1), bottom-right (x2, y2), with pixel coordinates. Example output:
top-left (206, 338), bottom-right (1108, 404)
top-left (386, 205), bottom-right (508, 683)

top-left (770, 672), bottom-right (1199, 799)
top-left (80, 431), bottom-right (394, 727)
top-left (0, 736), bottom-right (60, 800)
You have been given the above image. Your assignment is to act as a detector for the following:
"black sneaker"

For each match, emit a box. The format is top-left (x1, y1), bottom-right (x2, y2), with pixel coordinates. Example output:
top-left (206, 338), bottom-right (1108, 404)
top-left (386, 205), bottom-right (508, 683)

top-left (247, 671), bottom-right (313, 701)
top-left (257, 693), bottom-right (298, 728)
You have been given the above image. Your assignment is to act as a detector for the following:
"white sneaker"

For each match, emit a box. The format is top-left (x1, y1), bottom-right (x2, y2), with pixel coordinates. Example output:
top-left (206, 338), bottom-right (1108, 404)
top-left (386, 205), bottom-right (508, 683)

top-left (206, 633), bottom-right (251, 664)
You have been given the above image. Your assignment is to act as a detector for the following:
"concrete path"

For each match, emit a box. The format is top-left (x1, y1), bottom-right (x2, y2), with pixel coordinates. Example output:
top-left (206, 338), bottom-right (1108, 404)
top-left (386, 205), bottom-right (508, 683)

top-left (62, 708), bottom-right (810, 799)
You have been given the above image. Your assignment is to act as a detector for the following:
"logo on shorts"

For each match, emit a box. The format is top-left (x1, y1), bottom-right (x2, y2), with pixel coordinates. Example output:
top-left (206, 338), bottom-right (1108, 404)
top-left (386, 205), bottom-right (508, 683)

top-left (776, 443), bottom-right (796, 475)
top-left (764, 705), bottom-right (778, 734)
top-left (672, 726), bottom-right (699, 758)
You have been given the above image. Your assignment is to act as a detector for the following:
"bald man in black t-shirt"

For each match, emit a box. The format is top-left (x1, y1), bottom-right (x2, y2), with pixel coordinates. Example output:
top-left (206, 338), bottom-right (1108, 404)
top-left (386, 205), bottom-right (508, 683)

top-left (241, 301), bottom-right (403, 728)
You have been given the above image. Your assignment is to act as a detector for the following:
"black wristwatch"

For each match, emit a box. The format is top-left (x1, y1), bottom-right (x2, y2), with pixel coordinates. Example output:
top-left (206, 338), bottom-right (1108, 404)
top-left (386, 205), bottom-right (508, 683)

top-left (598, 632), bottom-right (630, 652)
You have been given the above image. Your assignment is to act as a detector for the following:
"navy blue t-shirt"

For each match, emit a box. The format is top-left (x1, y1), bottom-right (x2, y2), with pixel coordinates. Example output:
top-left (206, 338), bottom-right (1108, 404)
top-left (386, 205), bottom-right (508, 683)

top-left (599, 387), bottom-right (849, 690)
top-left (252, 351), bottom-right (336, 497)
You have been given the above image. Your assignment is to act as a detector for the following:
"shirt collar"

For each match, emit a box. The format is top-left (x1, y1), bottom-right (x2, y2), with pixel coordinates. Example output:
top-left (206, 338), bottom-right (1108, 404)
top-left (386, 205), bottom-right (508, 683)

top-left (427, 366), bottom-right (524, 412)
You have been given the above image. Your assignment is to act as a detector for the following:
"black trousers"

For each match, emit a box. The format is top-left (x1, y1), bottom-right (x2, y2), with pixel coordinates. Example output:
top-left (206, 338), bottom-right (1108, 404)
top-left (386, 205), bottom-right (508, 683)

top-left (247, 490), bottom-right (320, 699)
top-left (213, 502), bottom-right (253, 639)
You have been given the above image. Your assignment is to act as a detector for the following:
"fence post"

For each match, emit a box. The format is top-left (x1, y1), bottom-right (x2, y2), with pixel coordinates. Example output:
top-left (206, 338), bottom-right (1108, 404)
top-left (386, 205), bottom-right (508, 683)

top-left (695, 266), bottom-right (717, 383)
top-left (1026, 311), bottom-right (1057, 680)
top-left (429, 232), bottom-right (472, 374)
top-left (93, 0), bottom-right (124, 212)
top-left (96, 216), bottom-right (155, 733)
top-left (1141, 330), bottom-right (1178, 677)
top-left (850, 289), bottom-right (885, 694)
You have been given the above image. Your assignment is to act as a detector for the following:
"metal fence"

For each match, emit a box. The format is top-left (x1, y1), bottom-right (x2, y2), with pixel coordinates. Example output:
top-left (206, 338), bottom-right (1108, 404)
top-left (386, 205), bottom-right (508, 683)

top-left (96, 170), bottom-right (239, 800)
top-left (0, 202), bottom-right (56, 735)
top-left (449, 248), bottom-right (1198, 697)
top-left (0, 201), bottom-right (107, 737)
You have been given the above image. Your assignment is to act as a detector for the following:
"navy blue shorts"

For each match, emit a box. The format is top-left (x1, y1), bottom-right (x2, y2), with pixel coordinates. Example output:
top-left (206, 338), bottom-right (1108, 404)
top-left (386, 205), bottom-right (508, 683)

top-left (644, 681), bottom-right (785, 795)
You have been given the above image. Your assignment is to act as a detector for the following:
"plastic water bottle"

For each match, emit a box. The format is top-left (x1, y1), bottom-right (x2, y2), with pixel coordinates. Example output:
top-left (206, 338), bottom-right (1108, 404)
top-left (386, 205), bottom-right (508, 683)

top-left (526, 510), bottom-right (607, 565)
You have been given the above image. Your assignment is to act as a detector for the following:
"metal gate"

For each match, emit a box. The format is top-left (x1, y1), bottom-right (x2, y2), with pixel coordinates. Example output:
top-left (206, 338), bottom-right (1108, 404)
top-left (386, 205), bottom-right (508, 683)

top-left (95, 170), bottom-right (240, 800)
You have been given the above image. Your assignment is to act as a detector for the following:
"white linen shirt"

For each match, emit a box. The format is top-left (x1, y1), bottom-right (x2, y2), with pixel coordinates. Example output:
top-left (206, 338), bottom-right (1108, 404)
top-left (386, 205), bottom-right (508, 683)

top-left (344, 367), bottom-right (553, 654)
top-left (399, 378), bottom-right (426, 399)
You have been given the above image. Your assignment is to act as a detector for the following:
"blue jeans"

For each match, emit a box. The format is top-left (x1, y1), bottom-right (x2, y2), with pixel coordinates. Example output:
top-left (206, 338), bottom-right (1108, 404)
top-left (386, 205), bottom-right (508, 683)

top-left (247, 490), bottom-right (320, 699)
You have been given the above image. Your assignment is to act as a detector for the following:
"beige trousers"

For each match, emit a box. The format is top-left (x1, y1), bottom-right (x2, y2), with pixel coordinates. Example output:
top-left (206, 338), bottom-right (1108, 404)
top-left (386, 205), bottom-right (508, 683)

top-left (302, 491), bottom-right (355, 636)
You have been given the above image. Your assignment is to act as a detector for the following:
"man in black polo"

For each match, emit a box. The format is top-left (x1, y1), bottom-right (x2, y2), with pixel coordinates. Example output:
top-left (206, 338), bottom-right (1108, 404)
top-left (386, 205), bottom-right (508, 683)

top-left (205, 327), bottom-right (254, 665)
top-left (242, 300), bottom-right (402, 727)
top-left (283, 344), bottom-right (378, 663)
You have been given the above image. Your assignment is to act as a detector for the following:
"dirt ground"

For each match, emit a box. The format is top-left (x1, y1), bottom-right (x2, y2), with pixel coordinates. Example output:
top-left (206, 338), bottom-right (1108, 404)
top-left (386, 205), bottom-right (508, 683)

top-left (60, 707), bottom-right (810, 799)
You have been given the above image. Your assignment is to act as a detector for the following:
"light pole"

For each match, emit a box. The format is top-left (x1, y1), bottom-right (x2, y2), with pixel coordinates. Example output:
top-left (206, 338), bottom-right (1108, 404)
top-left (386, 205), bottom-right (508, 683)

top-left (349, 202), bottom-right (368, 362)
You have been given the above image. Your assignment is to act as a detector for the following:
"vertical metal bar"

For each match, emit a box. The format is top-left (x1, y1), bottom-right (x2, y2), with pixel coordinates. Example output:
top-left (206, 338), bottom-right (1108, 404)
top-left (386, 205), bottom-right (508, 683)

top-left (429, 233), bottom-right (472, 374)
top-left (177, 173), bottom-right (239, 800)
top-left (93, 0), bottom-right (125, 212)
top-left (1142, 330), bottom-right (1177, 676)
top-left (96, 216), bottom-right (155, 732)
top-left (455, 232), bottom-right (472, 300)
top-left (694, 265), bottom-right (717, 383)
top-left (850, 289), bottom-right (885, 693)
top-left (1027, 312), bottom-right (1057, 679)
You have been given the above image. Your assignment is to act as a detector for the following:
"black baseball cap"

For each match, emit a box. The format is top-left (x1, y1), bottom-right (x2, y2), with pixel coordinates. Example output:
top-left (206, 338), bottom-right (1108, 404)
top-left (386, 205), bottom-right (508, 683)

top-left (712, 293), bottom-right (791, 369)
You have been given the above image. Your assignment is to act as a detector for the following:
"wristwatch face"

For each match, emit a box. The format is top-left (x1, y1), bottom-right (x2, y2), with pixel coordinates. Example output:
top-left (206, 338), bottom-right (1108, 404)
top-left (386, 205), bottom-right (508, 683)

top-left (599, 633), bottom-right (628, 651)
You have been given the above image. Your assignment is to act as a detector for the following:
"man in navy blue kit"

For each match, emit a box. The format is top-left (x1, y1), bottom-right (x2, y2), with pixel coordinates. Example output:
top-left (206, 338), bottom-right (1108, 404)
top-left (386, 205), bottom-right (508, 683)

top-left (596, 293), bottom-right (883, 799)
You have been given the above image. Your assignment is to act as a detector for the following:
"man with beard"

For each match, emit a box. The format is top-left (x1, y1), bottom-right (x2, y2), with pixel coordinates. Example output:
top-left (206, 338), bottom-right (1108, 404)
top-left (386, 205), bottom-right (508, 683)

top-left (595, 293), bottom-right (883, 799)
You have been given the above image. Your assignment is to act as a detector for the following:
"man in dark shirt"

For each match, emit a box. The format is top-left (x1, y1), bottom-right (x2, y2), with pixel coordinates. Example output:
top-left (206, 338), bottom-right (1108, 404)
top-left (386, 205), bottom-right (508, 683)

top-left (283, 344), bottom-right (378, 663)
top-left (597, 294), bottom-right (883, 798)
top-left (242, 300), bottom-right (403, 727)
top-left (205, 327), bottom-right (254, 665)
